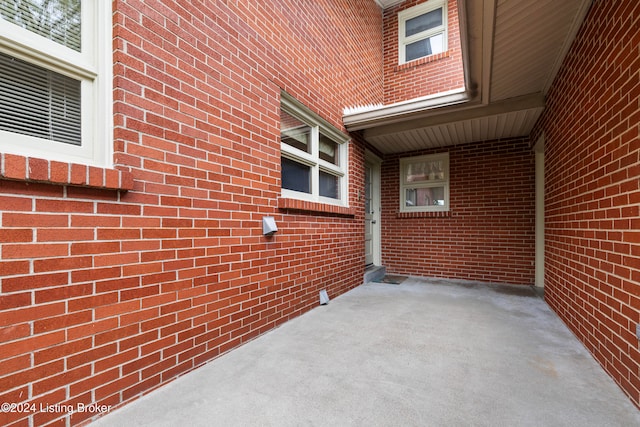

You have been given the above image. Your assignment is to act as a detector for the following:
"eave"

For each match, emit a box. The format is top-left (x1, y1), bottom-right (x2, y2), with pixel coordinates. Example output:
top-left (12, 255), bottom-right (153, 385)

top-left (346, 0), bottom-right (593, 155)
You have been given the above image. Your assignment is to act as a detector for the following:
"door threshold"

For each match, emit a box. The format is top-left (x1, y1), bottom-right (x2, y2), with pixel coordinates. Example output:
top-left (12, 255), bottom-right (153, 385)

top-left (363, 265), bottom-right (386, 284)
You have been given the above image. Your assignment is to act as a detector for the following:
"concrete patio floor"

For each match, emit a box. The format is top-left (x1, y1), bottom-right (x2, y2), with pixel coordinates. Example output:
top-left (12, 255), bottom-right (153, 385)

top-left (91, 277), bottom-right (640, 426)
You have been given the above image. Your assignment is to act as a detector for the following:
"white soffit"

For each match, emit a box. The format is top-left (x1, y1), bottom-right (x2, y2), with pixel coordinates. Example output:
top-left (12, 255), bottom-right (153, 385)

top-left (345, 0), bottom-right (593, 154)
top-left (375, 0), bottom-right (405, 9)
top-left (365, 107), bottom-right (544, 154)
top-left (490, 0), bottom-right (593, 101)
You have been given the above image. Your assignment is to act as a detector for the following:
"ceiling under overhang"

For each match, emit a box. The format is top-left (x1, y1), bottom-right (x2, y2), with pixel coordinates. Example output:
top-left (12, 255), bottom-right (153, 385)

top-left (374, 0), bottom-right (405, 8)
top-left (353, 0), bottom-right (593, 154)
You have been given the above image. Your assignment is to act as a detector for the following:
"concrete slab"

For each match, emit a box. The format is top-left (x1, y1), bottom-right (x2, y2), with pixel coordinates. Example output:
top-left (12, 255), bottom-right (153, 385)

top-left (91, 277), bottom-right (640, 426)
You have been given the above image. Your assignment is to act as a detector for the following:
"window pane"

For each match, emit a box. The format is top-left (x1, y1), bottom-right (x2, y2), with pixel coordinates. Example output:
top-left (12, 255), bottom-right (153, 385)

top-left (405, 158), bottom-right (445, 183)
top-left (406, 39), bottom-right (431, 61)
top-left (0, 0), bottom-right (81, 51)
top-left (405, 187), bottom-right (445, 207)
top-left (282, 157), bottom-right (311, 193)
top-left (428, 33), bottom-right (445, 54)
top-left (319, 134), bottom-right (338, 165)
top-left (405, 33), bottom-right (444, 61)
top-left (281, 109), bottom-right (311, 153)
top-left (0, 51), bottom-right (81, 145)
top-left (319, 171), bottom-right (339, 199)
top-left (405, 8), bottom-right (442, 38)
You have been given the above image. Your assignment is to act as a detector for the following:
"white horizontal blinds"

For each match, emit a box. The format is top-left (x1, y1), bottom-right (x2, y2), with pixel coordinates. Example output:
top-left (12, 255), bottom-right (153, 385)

top-left (0, 0), bottom-right (81, 51)
top-left (0, 51), bottom-right (82, 145)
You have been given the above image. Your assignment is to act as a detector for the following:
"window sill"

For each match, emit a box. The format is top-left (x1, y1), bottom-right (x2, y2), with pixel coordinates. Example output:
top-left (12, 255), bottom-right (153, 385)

top-left (0, 153), bottom-right (134, 191)
top-left (397, 210), bottom-right (451, 218)
top-left (278, 197), bottom-right (355, 217)
top-left (395, 50), bottom-right (451, 73)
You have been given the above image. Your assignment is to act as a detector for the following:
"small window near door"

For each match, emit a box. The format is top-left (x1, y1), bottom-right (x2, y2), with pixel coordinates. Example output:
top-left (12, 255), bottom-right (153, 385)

top-left (400, 153), bottom-right (449, 212)
top-left (398, 0), bottom-right (448, 64)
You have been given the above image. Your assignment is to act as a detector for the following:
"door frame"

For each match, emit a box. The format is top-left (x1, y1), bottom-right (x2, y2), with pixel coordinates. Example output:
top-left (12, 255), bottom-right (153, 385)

top-left (534, 135), bottom-right (545, 288)
top-left (365, 150), bottom-right (382, 266)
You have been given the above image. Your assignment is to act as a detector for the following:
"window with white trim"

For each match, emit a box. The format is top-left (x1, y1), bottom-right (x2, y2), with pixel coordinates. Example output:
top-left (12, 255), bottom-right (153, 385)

top-left (400, 153), bottom-right (449, 212)
top-left (280, 93), bottom-right (349, 206)
top-left (398, 0), bottom-right (447, 64)
top-left (0, 0), bottom-right (112, 167)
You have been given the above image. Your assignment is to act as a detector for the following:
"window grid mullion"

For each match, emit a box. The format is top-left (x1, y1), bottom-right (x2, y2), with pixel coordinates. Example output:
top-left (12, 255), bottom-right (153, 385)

top-left (404, 26), bottom-right (444, 44)
top-left (281, 145), bottom-right (316, 166)
top-left (310, 126), bottom-right (319, 198)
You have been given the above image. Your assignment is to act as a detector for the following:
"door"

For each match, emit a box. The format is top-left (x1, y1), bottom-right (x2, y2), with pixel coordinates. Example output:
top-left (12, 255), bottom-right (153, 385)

top-left (364, 163), bottom-right (374, 265)
top-left (364, 154), bottom-right (381, 266)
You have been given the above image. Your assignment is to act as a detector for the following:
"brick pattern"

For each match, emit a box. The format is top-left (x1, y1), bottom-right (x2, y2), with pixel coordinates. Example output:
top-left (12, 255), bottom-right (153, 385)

top-left (381, 138), bottom-right (536, 285)
top-left (277, 198), bottom-right (355, 217)
top-left (0, 1), bottom-right (382, 425)
top-left (532, 0), bottom-right (640, 407)
top-left (383, 0), bottom-right (465, 104)
top-left (0, 154), bottom-right (134, 191)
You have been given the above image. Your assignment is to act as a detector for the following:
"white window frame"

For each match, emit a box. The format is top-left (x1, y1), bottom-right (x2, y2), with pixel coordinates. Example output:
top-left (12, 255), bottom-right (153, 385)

top-left (280, 92), bottom-right (349, 207)
top-left (0, 1), bottom-right (112, 167)
top-left (400, 153), bottom-right (450, 212)
top-left (398, 0), bottom-right (448, 65)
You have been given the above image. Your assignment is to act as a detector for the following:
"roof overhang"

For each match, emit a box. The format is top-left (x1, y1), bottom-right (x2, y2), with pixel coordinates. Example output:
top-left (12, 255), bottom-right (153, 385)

top-left (347, 0), bottom-right (593, 155)
top-left (374, 0), bottom-right (405, 9)
top-left (343, 87), bottom-right (469, 131)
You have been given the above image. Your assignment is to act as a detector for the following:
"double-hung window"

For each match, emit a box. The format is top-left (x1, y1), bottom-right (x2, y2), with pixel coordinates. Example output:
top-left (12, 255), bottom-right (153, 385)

top-left (280, 92), bottom-right (349, 206)
top-left (0, 0), bottom-right (112, 167)
top-left (400, 153), bottom-right (449, 212)
top-left (398, 0), bottom-right (447, 64)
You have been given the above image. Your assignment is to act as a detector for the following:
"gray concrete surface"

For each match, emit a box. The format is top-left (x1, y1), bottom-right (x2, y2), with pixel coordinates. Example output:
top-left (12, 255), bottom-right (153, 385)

top-left (91, 277), bottom-right (640, 426)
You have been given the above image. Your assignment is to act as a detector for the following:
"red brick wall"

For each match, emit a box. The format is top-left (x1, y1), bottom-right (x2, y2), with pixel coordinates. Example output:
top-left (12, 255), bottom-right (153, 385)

top-left (532, 0), bottom-right (640, 407)
top-left (383, 0), bottom-right (465, 104)
top-left (381, 138), bottom-right (536, 284)
top-left (0, 1), bottom-right (382, 425)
